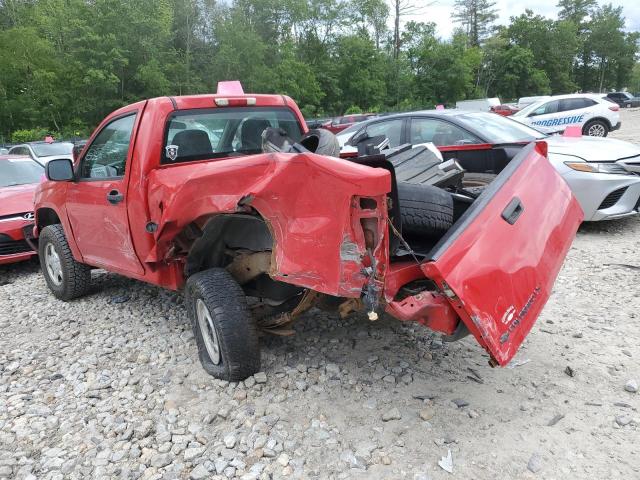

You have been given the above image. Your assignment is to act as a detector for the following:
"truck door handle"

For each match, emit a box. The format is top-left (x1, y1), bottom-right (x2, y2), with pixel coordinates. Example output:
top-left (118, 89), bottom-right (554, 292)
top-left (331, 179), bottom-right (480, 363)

top-left (107, 190), bottom-right (124, 205)
top-left (502, 197), bottom-right (524, 225)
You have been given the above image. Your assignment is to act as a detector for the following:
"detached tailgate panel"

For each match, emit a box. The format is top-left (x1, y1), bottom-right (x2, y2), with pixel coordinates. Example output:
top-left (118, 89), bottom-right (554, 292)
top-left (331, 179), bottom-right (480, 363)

top-left (422, 142), bottom-right (583, 365)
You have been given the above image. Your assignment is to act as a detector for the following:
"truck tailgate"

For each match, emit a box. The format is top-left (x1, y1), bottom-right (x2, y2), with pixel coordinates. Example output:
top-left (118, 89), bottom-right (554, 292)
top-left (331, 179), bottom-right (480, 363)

top-left (420, 142), bottom-right (583, 365)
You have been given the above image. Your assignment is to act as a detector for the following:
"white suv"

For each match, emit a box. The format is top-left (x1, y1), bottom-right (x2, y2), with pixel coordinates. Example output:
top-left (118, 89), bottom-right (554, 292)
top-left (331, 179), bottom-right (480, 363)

top-left (512, 94), bottom-right (621, 137)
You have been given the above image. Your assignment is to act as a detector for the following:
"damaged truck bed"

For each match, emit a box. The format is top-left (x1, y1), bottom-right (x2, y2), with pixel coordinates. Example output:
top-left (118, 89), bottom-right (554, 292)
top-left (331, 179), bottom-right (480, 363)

top-left (33, 82), bottom-right (583, 380)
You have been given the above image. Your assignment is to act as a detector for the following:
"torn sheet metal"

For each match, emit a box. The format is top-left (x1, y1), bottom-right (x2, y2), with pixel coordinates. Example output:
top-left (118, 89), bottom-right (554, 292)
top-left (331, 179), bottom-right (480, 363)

top-left (146, 151), bottom-right (391, 297)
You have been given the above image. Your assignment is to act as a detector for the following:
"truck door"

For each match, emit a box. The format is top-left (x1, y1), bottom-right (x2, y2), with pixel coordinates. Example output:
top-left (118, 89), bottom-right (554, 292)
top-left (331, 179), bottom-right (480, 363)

top-left (65, 111), bottom-right (144, 275)
top-left (420, 142), bottom-right (583, 366)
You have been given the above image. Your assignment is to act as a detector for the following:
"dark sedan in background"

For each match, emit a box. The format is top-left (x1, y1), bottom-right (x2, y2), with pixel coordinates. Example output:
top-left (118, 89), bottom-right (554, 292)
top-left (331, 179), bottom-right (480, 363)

top-left (336, 109), bottom-right (545, 175)
top-left (606, 92), bottom-right (640, 108)
top-left (335, 110), bottom-right (640, 222)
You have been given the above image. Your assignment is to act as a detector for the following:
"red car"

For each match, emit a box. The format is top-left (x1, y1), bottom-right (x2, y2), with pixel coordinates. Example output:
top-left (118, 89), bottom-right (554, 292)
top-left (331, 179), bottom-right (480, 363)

top-left (324, 113), bottom-right (376, 133)
top-left (491, 104), bottom-right (520, 116)
top-left (0, 155), bottom-right (42, 264)
top-left (33, 82), bottom-right (582, 381)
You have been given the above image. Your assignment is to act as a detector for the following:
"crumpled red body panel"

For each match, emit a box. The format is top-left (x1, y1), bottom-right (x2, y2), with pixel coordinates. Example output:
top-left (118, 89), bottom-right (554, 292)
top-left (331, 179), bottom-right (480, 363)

top-left (147, 151), bottom-right (391, 296)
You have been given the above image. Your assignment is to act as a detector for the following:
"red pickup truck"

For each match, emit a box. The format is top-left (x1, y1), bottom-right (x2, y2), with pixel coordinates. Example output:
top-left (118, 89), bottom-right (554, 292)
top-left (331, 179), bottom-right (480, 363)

top-left (33, 82), bottom-right (583, 381)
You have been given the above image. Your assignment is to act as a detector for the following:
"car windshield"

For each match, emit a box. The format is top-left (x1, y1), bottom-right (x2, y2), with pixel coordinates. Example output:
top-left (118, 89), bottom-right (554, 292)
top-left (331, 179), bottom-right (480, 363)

top-left (457, 112), bottom-right (547, 143)
top-left (0, 157), bottom-right (44, 187)
top-left (32, 142), bottom-right (74, 157)
top-left (162, 107), bottom-right (302, 164)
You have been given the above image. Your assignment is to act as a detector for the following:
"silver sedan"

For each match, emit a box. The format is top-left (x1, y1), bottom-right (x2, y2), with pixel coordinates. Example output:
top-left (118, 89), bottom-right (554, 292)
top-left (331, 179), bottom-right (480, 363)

top-left (545, 135), bottom-right (640, 221)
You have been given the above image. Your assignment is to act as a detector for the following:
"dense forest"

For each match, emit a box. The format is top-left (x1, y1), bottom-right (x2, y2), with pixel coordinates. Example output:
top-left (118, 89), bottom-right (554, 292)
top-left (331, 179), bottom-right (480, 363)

top-left (0, 0), bottom-right (638, 141)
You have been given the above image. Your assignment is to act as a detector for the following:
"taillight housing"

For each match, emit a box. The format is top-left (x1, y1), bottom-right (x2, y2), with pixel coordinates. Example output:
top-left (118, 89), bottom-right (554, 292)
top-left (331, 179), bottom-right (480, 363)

top-left (609, 104), bottom-right (620, 111)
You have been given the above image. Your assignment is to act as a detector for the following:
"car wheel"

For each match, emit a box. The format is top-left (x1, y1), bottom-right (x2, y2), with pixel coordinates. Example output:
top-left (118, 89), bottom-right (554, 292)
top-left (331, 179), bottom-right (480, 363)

top-left (583, 120), bottom-right (609, 137)
top-left (38, 224), bottom-right (91, 301)
top-left (397, 182), bottom-right (454, 237)
top-left (299, 129), bottom-right (340, 157)
top-left (185, 268), bottom-right (260, 381)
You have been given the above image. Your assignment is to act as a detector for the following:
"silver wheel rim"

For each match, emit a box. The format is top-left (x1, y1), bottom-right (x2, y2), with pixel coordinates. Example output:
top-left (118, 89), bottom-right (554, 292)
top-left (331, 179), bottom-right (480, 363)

top-left (196, 299), bottom-right (221, 365)
top-left (588, 124), bottom-right (606, 136)
top-left (44, 243), bottom-right (63, 286)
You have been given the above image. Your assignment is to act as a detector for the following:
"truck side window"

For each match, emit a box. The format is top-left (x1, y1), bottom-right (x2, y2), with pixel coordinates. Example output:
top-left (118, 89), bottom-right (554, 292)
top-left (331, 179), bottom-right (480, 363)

top-left (80, 114), bottom-right (137, 179)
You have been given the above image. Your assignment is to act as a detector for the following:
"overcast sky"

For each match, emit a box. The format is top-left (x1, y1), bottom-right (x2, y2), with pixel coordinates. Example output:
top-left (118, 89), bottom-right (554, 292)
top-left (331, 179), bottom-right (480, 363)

top-left (409, 0), bottom-right (640, 38)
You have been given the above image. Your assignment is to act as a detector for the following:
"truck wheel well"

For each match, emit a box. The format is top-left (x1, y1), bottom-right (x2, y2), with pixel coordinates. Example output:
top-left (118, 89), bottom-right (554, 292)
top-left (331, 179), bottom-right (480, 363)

top-left (183, 214), bottom-right (305, 311)
top-left (184, 214), bottom-right (274, 278)
top-left (37, 208), bottom-right (61, 230)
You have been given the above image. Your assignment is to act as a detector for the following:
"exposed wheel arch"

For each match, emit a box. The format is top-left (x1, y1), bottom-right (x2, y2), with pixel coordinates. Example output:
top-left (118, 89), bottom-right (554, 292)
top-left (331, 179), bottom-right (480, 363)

top-left (183, 213), bottom-right (307, 330)
top-left (37, 208), bottom-right (61, 230)
top-left (184, 213), bottom-right (274, 278)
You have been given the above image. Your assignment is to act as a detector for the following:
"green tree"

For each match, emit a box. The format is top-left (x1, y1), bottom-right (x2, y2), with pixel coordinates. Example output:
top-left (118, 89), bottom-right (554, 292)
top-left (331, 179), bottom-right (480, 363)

top-left (506, 10), bottom-right (577, 93)
top-left (557, 0), bottom-right (597, 91)
top-left (0, 27), bottom-right (62, 134)
top-left (453, 0), bottom-right (498, 47)
top-left (334, 35), bottom-right (386, 112)
top-left (404, 23), bottom-right (479, 105)
top-left (477, 36), bottom-right (550, 100)
top-left (587, 4), bottom-right (636, 92)
top-left (347, 0), bottom-right (388, 50)
top-left (557, 0), bottom-right (597, 25)
top-left (0, 0), bottom-right (638, 139)
top-left (629, 63), bottom-right (640, 93)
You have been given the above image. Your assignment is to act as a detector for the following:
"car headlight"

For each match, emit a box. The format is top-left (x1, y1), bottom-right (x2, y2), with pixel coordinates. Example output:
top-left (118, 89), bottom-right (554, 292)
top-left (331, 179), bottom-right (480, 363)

top-left (564, 161), bottom-right (632, 175)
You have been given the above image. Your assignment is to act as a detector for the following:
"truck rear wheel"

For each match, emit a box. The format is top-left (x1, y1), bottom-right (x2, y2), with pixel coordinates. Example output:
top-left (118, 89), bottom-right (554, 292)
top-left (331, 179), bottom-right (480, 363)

top-left (38, 224), bottom-right (91, 301)
top-left (397, 182), bottom-right (454, 236)
top-left (185, 268), bottom-right (260, 381)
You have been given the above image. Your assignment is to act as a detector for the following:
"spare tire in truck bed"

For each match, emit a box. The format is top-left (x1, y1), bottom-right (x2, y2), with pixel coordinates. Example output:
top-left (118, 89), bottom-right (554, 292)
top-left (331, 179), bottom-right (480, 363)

top-left (300, 129), bottom-right (341, 157)
top-left (397, 182), bottom-right (454, 237)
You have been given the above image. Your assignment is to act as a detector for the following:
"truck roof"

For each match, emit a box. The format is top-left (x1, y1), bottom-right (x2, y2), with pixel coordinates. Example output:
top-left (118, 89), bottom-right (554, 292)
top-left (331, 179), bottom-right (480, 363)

top-left (107, 93), bottom-right (297, 122)
top-left (109, 80), bottom-right (294, 119)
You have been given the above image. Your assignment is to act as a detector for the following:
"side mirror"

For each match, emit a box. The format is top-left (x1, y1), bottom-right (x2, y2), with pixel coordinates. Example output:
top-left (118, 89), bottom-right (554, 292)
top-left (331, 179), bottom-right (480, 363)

top-left (46, 158), bottom-right (75, 181)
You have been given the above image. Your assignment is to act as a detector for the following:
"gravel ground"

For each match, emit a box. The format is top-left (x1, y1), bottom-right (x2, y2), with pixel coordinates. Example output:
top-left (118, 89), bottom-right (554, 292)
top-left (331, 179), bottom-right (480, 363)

top-left (1, 111), bottom-right (639, 480)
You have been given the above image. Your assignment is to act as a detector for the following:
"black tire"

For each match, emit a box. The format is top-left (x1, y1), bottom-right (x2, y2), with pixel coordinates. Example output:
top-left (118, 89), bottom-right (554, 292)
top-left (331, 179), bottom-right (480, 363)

top-left (185, 268), bottom-right (260, 381)
top-left (582, 119), bottom-right (609, 137)
top-left (397, 182), bottom-right (454, 236)
top-left (462, 172), bottom-right (497, 188)
top-left (300, 129), bottom-right (340, 157)
top-left (38, 224), bottom-right (91, 301)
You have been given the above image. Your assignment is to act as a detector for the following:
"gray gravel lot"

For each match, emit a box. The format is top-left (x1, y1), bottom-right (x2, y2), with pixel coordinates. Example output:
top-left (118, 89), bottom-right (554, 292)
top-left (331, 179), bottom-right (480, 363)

top-left (1, 111), bottom-right (639, 480)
